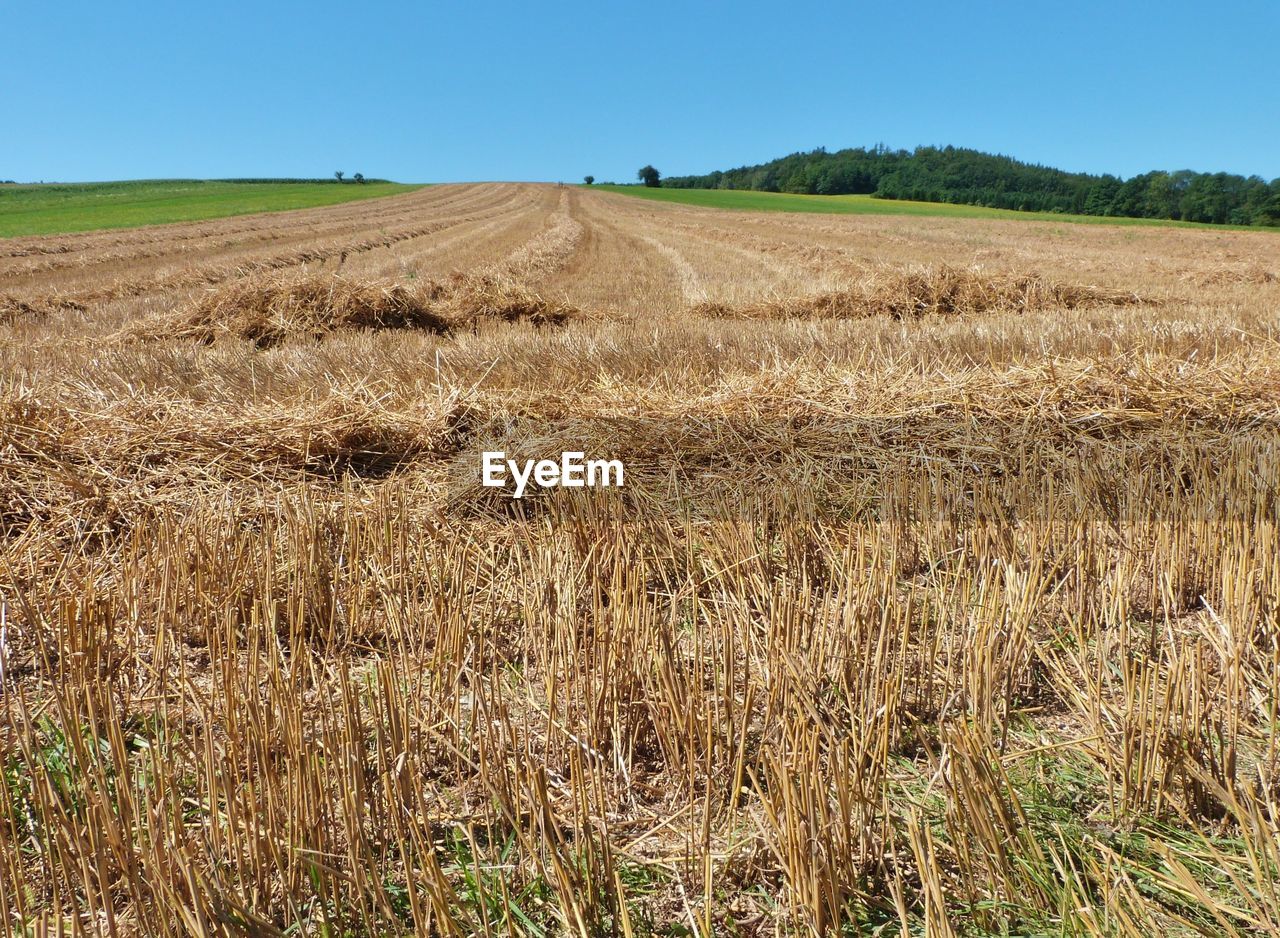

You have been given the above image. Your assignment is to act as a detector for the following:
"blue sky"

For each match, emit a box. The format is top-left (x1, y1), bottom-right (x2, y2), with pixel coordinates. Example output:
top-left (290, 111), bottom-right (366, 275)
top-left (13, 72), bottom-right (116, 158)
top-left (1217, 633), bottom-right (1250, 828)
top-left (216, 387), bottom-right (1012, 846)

top-left (4, 0), bottom-right (1278, 184)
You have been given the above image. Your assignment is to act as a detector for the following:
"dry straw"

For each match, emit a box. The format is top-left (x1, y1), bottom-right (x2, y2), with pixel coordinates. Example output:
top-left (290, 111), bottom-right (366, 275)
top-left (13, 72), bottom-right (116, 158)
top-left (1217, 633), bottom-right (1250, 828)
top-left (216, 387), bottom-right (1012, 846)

top-left (693, 264), bottom-right (1149, 320)
top-left (127, 271), bottom-right (580, 346)
top-left (3, 183), bottom-right (1280, 937)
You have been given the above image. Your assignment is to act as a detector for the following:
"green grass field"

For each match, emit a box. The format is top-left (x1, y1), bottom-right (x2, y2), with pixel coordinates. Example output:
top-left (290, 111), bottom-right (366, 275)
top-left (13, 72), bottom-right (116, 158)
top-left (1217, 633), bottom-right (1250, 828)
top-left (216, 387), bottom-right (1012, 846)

top-left (0, 179), bottom-right (423, 238)
top-left (596, 184), bottom-right (1271, 232)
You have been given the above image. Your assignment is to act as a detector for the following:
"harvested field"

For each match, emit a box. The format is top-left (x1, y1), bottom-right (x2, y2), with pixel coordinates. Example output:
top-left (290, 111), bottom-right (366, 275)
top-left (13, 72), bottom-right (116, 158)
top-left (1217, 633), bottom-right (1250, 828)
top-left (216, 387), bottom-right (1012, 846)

top-left (3, 183), bottom-right (1280, 936)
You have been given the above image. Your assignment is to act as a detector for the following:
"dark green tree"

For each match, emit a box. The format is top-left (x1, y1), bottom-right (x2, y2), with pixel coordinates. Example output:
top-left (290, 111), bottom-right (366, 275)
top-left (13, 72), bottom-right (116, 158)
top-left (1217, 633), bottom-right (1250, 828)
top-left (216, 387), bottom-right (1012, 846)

top-left (1260, 181), bottom-right (1280, 225)
top-left (352, 173), bottom-right (365, 185)
top-left (334, 171), bottom-right (345, 183)
top-left (584, 175), bottom-right (595, 185)
top-left (637, 165), bottom-right (661, 187)
top-left (1144, 172), bottom-right (1180, 219)
top-left (1084, 175), bottom-right (1122, 216)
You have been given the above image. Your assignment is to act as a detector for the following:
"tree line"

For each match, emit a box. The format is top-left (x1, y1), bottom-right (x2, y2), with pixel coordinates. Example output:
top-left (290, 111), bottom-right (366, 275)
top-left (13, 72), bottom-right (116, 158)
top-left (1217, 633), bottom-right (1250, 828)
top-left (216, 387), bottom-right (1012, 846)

top-left (659, 145), bottom-right (1280, 226)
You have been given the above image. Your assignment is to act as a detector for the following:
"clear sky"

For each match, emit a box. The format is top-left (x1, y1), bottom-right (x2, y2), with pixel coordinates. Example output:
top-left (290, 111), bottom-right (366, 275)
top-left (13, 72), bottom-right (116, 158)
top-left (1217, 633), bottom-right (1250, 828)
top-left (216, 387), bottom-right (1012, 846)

top-left (5, 0), bottom-right (1278, 184)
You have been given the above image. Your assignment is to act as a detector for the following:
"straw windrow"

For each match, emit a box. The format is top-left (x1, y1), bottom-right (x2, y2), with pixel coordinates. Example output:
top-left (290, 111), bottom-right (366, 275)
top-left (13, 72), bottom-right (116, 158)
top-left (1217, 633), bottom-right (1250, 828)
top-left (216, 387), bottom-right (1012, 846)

top-left (693, 264), bottom-right (1149, 320)
top-left (128, 270), bottom-right (581, 346)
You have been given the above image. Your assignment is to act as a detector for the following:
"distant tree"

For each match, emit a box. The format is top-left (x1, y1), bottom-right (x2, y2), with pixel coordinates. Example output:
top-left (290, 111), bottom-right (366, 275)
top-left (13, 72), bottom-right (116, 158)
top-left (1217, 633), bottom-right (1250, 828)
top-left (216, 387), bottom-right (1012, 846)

top-left (637, 165), bottom-right (661, 188)
top-left (353, 173), bottom-right (365, 184)
top-left (1144, 171), bottom-right (1179, 219)
top-left (1083, 174), bottom-right (1122, 216)
top-left (583, 175), bottom-right (595, 185)
top-left (1257, 180), bottom-right (1280, 226)
top-left (334, 171), bottom-right (345, 183)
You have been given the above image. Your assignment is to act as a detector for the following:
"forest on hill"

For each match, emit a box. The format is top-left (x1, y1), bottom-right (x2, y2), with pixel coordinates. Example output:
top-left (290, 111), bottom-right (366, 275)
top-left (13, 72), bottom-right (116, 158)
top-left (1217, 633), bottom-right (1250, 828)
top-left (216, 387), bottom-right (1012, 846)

top-left (660, 146), bottom-right (1280, 226)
